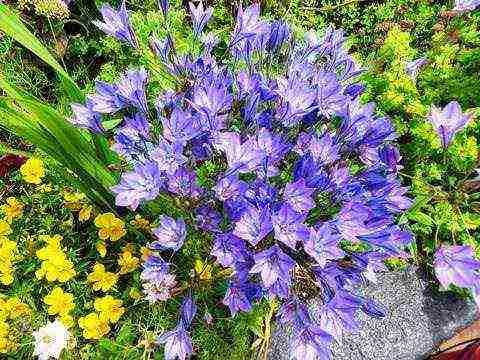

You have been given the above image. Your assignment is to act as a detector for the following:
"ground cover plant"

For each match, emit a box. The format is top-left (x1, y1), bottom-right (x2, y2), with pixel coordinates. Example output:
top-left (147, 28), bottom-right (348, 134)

top-left (0, 0), bottom-right (480, 359)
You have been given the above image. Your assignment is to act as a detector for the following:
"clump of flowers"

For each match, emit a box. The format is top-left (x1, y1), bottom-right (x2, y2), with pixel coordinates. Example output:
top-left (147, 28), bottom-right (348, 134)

top-left (20, 157), bottom-right (45, 185)
top-left (0, 197), bottom-right (24, 223)
top-left (36, 235), bottom-right (76, 283)
top-left (73, 1), bottom-right (414, 358)
top-left (0, 220), bottom-right (18, 285)
top-left (32, 320), bottom-right (70, 360)
top-left (0, 297), bottom-right (31, 354)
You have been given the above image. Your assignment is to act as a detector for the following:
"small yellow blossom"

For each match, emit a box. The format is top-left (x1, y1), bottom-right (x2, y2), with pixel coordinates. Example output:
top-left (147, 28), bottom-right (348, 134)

top-left (94, 213), bottom-right (126, 242)
top-left (96, 242), bottom-right (107, 258)
top-left (20, 158), bottom-right (45, 184)
top-left (0, 297), bottom-right (30, 353)
top-left (0, 321), bottom-right (12, 353)
top-left (0, 197), bottom-right (24, 223)
top-left (79, 205), bottom-right (93, 222)
top-left (94, 296), bottom-right (125, 324)
top-left (59, 313), bottom-right (74, 328)
top-left (63, 190), bottom-right (86, 212)
top-left (0, 221), bottom-right (11, 238)
top-left (118, 249), bottom-right (139, 275)
top-left (43, 287), bottom-right (74, 316)
top-left (87, 263), bottom-right (118, 292)
top-left (1, 297), bottom-right (30, 319)
top-left (130, 215), bottom-right (150, 231)
top-left (0, 237), bottom-right (17, 286)
top-left (35, 235), bottom-right (76, 283)
top-left (78, 313), bottom-right (110, 339)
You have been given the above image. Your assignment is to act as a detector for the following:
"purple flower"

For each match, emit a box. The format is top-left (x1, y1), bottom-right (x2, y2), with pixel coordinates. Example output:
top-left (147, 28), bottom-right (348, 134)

top-left (189, 1), bottom-right (213, 36)
top-left (180, 293), bottom-right (197, 328)
top-left (250, 245), bottom-right (295, 292)
top-left (223, 280), bottom-right (260, 315)
top-left (231, 4), bottom-right (269, 47)
top-left (94, 0), bottom-right (137, 48)
top-left (272, 205), bottom-right (310, 249)
top-left (276, 76), bottom-right (317, 127)
top-left (167, 168), bottom-right (203, 199)
top-left (453, 0), bottom-right (480, 12)
top-left (405, 57), bottom-right (427, 82)
top-left (117, 68), bottom-right (149, 113)
top-left (317, 291), bottom-right (362, 337)
top-left (315, 71), bottom-right (348, 117)
top-left (70, 102), bottom-right (104, 133)
top-left (304, 224), bottom-right (344, 267)
top-left (213, 132), bottom-right (262, 175)
top-left (254, 128), bottom-right (290, 176)
top-left (152, 216), bottom-right (187, 251)
top-left (191, 84), bottom-right (233, 132)
top-left (156, 326), bottom-right (193, 360)
top-left (283, 179), bottom-right (315, 215)
top-left (141, 254), bottom-right (177, 303)
top-left (211, 233), bottom-right (250, 267)
top-left (151, 138), bottom-right (187, 175)
top-left (214, 176), bottom-right (247, 201)
top-left (308, 132), bottom-right (340, 166)
top-left (158, 0), bottom-right (169, 16)
top-left (267, 20), bottom-right (290, 52)
top-left (111, 161), bottom-right (164, 210)
top-left (233, 206), bottom-right (273, 246)
top-left (379, 145), bottom-right (402, 173)
top-left (291, 324), bottom-right (333, 360)
top-left (434, 245), bottom-right (480, 289)
top-left (88, 81), bottom-right (126, 114)
top-left (195, 205), bottom-right (221, 232)
top-left (428, 101), bottom-right (473, 148)
top-left (162, 109), bottom-right (200, 144)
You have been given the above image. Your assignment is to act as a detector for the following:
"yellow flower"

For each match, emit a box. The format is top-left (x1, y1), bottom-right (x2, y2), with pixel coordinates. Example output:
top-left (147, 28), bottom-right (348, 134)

top-left (20, 158), bottom-right (45, 184)
top-left (79, 205), bottom-right (93, 222)
top-left (0, 221), bottom-right (11, 238)
top-left (0, 237), bottom-right (17, 286)
top-left (78, 313), bottom-right (110, 340)
top-left (96, 242), bottom-right (107, 258)
top-left (0, 320), bottom-right (12, 353)
top-left (94, 213), bottom-right (126, 242)
top-left (35, 235), bottom-right (76, 283)
top-left (43, 287), bottom-right (74, 316)
top-left (130, 215), bottom-right (150, 231)
top-left (59, 313), bottom-right (74, 328)
top-left (94, 296), bottom-right (125, 324)
top-left (3, 298), bottom-right (30, 319)
top-left (0, 197), bottom-right (24, 223)
top-left (87, 264), bottom-right (118, 292)
top-left (118, 249), bottom-right (139, 275)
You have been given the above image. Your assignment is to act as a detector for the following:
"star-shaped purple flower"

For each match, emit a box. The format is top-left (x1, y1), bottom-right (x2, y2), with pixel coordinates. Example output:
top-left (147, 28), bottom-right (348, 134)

top-left (428, 101), bottom-right (473, 148)
top-left (272, 205), bottom-right (310, 249)
top-left (94, 0), bottom-right (137, 48)
top-left (434, 245), bottom-right (480, 289)
top-left (233, 205), bottom-right (273, 246)
top-left (151, 216), bottom-right (187, 251)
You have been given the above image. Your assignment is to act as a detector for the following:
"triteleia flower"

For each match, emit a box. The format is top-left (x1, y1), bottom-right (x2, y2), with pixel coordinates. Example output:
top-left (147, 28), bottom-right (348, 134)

top-left (158, 0), bottom-right (168, 16)
top-left (20, 158), bottom-right (45, 184)
top-left (291, 324), bottom-right (333, 360)
top-left (117, 68), bottom-right (149, 113)
top-left (233, 206), bottom-right (272, 246)
top-left (189, 1), bottom-right (213, 36)
top-left (112, 161), bottom-right (165, 210)
top-left (1, 197), bottom-right (24, 223)
top-left (141, 253), bottom-right (177, 303)
top-left (94, 213), bottom-right (126, 241)
top-left (434, 245), bottom-right (480, 289)
top-left (32, 320), bottom-right (70, 360)
top-left (428, 101), bottom-right (473, 148)
top-left (283, 179), bottom-right (315, 215)
top-left (87, 263), bottom-right (118, 292)
top-left (304, 224), bottom-right (344, 267)
top-left (453, 0), bottom-right (480, 11)
top-left (69, 102), bottom-right (104, 133)
top-left (405, 57), bottom-right (427, 82)
top-left (272, 205), bottom-right (310, 249)
top-left (94, 0), bottom-right (137, 48)
top-left (94, 296), bottom-right (125, 323)
top-left (43, 287), bottom-right (74, 316)
top-left (78, 313), bottom-right (110, 339)
top-left (151, 216), bottom-right (187, 251)
top-left (156, 325), bottom-right (193, 360)
top-left (179, 293), bottom-right (197, 328)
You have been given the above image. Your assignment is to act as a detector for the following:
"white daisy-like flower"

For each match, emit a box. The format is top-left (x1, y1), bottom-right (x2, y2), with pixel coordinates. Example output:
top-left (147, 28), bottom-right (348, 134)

top-left (32, 320), bottom-right (70, 360)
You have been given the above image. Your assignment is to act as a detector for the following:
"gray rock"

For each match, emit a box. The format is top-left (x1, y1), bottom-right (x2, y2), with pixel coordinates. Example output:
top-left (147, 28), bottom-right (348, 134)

top-left (268, 267), bottom-right (479, 360)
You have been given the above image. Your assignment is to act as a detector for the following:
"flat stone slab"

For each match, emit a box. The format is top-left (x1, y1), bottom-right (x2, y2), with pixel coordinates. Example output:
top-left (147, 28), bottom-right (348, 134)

top-left (268, 267), bottom-right (478, 360)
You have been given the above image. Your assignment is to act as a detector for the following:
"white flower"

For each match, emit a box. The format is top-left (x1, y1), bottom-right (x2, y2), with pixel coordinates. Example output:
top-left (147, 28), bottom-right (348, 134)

top-left (33, 320), bottom-right (70, 360)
